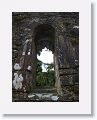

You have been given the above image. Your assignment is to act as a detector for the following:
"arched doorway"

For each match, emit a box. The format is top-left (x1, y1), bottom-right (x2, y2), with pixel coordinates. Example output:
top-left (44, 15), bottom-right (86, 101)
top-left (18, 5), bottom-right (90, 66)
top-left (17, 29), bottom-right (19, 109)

top-left (32, 24), bottom-right (56, 89)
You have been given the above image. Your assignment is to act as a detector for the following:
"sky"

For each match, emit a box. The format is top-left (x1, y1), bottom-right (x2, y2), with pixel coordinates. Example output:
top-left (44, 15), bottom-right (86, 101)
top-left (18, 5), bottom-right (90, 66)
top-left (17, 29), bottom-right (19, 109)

top-left (37, 47), bottom-right (53, 72)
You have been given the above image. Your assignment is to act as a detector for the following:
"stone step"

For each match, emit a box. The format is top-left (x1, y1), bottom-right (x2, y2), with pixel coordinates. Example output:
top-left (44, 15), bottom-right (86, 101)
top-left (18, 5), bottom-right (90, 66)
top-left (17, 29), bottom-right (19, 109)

top-left (13, 88), bottom-right (60, 102)
top-left (31, 88), bottom-right (57, 94)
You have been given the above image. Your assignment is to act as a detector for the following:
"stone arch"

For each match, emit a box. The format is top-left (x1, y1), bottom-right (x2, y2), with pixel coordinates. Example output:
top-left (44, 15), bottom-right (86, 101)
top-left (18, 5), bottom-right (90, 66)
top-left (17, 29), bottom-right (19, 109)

top-left (31, 24), bottom-right (61, 92)
top-left (34, 24), bottom-right (55, 53)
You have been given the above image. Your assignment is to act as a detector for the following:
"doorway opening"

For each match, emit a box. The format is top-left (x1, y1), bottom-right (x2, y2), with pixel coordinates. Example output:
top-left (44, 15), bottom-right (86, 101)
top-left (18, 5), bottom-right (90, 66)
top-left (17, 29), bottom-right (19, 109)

top-left (34, 24), bottom-right (55, 89)
top-left (36, 47), bottom-right (55, 88)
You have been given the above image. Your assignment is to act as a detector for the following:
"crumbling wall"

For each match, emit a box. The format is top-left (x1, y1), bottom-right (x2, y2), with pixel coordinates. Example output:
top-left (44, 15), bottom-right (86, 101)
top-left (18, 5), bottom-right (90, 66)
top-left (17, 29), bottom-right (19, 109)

top-left (12, 12), bottom-right (79, 102)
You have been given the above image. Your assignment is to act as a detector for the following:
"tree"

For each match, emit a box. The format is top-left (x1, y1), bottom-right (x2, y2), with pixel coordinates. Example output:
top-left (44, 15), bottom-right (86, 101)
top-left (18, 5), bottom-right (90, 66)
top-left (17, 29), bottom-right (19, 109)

top-left (36, 59), bottom-right (55, 87)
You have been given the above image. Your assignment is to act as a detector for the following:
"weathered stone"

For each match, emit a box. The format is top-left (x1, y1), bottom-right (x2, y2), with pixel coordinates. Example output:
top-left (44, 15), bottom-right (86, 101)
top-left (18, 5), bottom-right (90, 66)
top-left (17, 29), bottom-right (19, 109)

top-left (12, 12), bottom-right (79, 102)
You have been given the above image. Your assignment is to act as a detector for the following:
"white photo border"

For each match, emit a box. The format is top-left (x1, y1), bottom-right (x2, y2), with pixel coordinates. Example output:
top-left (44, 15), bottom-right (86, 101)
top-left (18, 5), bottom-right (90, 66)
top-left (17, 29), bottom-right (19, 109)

top-left (0, 0), bottom-right (91, 114)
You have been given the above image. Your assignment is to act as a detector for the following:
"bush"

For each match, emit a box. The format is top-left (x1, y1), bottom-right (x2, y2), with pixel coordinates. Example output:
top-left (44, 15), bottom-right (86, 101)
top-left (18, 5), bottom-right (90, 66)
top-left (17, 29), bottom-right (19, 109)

top-left (36, 59), bottom-right (55, 87)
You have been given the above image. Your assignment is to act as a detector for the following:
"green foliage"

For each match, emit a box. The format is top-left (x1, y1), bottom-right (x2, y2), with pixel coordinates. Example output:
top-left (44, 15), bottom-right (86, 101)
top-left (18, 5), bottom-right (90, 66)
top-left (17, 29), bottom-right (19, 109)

top-left (36, 59), bottom-right (55, 87)
top-left (46, 63), bottom-right (54, 72)
top-left (36, 59), bottom-right (42, 73)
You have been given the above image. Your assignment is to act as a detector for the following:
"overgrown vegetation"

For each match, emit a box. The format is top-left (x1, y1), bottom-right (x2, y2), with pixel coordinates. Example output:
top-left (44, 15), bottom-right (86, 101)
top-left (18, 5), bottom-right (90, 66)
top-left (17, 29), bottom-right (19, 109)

top-left (36, 59), bottom-right (55, 88)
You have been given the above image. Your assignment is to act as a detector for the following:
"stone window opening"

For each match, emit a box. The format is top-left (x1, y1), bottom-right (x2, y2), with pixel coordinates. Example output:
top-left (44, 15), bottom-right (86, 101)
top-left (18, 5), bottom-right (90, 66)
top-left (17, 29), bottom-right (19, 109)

top-left (36, 47), bottom-right (55, 88)
top-left (33, 24), bottom-right (56, 89)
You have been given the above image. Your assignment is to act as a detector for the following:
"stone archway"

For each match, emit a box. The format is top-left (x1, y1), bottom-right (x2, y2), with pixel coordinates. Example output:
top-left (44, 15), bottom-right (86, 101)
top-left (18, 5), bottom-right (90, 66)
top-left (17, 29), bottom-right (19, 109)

top-left (31, 24), bottom-right (62, 93)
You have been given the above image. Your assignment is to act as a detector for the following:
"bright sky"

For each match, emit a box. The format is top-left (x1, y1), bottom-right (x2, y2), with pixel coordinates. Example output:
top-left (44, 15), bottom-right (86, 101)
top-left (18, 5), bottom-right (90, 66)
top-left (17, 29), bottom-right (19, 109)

top-left (37, 47), bottom-right (53, 72)
top-left (37, 47), bottom-right (53, 64)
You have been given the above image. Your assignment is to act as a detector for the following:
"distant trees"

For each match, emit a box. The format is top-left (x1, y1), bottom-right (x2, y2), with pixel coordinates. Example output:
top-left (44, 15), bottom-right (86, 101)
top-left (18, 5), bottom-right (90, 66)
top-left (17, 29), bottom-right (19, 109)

top-left (36, 59), bottom-right (55, 87)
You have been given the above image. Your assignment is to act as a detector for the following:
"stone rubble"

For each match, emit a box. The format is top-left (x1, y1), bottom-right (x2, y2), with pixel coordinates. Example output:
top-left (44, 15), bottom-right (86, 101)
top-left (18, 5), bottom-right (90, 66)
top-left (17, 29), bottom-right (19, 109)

top-left (27, 93), bottom-right (59, 101)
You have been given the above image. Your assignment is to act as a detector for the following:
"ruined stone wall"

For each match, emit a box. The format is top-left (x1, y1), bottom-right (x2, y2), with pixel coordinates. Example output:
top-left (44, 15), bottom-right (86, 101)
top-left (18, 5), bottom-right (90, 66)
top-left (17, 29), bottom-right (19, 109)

top-left (12, 12), bottom-right (79, 101)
